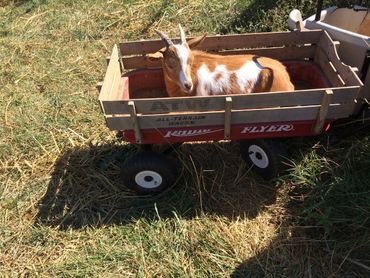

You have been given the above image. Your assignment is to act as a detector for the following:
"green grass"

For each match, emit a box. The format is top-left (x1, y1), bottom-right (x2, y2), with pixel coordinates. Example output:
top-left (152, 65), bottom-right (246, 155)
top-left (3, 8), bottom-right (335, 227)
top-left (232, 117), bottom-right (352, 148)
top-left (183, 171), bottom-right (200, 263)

top-left (1, 0), bottom-right (370, 276)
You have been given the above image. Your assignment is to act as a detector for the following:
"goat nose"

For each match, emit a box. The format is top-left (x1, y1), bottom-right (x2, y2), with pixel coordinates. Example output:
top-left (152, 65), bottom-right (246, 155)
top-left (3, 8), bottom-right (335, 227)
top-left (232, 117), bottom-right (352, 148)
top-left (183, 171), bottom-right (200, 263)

top-left (184, 82), bottom-right (192, 90)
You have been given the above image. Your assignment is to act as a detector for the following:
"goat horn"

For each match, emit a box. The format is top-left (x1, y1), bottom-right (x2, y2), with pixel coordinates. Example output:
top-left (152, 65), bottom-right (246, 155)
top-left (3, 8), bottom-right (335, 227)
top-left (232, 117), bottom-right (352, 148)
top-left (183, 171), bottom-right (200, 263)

top-left (155, 29), bottom-right (173, 48)
top-left (179, 24), bottom-right (186, 44)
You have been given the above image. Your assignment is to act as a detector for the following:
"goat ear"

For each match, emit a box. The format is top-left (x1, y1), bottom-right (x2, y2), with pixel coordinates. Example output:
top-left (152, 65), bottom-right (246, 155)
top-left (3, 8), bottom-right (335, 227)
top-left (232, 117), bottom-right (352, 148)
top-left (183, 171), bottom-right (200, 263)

top-left (147, 49), bottom-right (164, 62)
top-left (187, 34), bottom-right (207, 49)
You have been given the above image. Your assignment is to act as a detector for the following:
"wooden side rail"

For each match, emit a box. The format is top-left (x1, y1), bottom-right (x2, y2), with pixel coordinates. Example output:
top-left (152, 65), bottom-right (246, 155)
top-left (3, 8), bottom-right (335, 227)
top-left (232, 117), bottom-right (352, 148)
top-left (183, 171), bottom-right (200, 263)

top-left (315, 31), bottom-right (363, 87)
top-left (100, 87), bottom-right (357, 116)
top-left (122, 45), bottom-right (317, 70)
top-left (119, 30), bottom-right (322, 56)
top-left (104, 103), bottom-right (353, 131)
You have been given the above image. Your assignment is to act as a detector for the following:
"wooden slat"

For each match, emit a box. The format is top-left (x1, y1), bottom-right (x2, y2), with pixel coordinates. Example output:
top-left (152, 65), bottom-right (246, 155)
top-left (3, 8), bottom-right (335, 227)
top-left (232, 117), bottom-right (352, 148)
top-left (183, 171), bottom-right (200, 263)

top-left (100, 87), bottom-right (358, 115)
top-left (224, 97), bottom-right (232, 139)
top-left (217, 44), bottom-right (317, 58)
top-left (98, 44), bottom-right (122, 114)
top-left (317, 31), bottom-right (363, 87)
top-left (122, 45), bottom-right (317, 70)
top-left (313, 89), bottom-right (333, 134)
top-left (314, 47), bottom-right (345, 87)
top-left (353, 69), bottom-right (370, 114)
top-left (105, 104), bottom-right (352, 131)
top-left (128, 101), bottom-right (143, 143)
top-left (119, 30), bottom-right (323, 55)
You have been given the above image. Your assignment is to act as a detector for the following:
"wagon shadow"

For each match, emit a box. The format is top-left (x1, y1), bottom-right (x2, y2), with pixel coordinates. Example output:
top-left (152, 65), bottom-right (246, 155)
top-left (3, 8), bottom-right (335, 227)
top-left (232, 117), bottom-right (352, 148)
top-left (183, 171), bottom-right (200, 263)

top-left (35, 142), bottom-right (278, 229)
top-left (230, 126), bottom-right (370, 277)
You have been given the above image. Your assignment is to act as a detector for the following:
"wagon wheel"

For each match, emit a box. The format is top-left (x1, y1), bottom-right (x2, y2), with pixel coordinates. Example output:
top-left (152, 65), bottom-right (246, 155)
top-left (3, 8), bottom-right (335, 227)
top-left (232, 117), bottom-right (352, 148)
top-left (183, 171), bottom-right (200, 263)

top-left (239, 139), bottom-right (289, 180)
top-left (121, 151), bottom-right (179, 194)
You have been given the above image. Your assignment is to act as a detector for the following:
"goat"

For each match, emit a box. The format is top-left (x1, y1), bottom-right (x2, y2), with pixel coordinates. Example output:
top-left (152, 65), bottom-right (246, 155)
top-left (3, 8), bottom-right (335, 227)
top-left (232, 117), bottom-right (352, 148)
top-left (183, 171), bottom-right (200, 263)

top-left (149, 25), bottom-right (295, 97)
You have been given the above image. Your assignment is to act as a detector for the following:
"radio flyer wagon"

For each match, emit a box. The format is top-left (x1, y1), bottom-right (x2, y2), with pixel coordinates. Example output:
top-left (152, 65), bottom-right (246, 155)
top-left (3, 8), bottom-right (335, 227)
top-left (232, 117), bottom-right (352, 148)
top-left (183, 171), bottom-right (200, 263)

top-left (97, 30), bottom-right (362, 193)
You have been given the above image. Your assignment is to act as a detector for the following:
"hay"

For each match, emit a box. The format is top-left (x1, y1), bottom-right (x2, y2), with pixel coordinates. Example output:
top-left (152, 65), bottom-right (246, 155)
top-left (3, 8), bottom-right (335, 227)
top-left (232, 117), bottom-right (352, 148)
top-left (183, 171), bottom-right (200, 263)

top-left (1, 0), bottom-right (370, 276)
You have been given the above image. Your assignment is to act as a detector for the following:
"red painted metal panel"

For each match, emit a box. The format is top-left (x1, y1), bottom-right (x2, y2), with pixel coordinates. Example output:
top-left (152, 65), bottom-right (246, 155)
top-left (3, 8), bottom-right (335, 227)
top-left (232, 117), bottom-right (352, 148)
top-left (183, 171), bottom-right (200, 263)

top-left (122, 120), bottom-right (331, 144)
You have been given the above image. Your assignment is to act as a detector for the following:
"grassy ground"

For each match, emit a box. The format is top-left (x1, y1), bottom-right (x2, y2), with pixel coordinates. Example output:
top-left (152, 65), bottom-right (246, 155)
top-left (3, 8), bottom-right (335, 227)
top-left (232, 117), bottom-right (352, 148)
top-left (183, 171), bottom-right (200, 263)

top-left (1, 0), bottom-right (370, 276)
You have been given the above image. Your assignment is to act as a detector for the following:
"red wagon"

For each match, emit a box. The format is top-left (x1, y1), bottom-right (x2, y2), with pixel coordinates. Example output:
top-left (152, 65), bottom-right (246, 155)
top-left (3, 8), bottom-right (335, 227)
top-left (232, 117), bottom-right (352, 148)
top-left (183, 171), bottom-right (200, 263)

top-left (97, 30), bottom-right (362, 193)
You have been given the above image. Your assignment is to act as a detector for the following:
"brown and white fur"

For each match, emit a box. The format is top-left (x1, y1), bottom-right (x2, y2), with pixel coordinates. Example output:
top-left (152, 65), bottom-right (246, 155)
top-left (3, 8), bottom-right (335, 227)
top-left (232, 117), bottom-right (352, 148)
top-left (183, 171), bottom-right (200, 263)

top-left (150, 25), bottom-right (294, 97)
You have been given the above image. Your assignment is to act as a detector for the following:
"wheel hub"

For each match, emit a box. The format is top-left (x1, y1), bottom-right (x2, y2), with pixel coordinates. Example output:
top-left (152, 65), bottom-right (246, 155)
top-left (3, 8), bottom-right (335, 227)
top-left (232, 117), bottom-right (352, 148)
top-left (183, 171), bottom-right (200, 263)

top-left (248, 144), bottom-right (269, 169)
top-left (135, 170), bottom-right (163, 189)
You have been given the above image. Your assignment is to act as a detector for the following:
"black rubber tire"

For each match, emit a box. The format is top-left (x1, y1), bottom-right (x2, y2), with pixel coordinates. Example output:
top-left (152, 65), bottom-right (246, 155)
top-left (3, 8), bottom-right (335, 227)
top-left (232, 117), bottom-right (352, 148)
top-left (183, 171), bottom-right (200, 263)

top-left (121, 151), bottom-right (178, 194)
top-left (239, 139), bottom-right (289, 180)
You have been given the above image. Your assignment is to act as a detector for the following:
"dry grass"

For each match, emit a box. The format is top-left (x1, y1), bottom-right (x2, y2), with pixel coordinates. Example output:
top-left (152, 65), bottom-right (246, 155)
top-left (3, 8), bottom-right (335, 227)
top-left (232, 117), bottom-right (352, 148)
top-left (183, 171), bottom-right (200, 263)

top-left (1, 0), bottom-right (370, 276)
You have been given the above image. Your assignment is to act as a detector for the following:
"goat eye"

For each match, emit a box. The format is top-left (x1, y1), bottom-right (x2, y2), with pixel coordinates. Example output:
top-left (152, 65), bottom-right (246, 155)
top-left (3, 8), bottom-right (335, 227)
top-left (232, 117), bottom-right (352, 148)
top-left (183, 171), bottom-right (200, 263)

top-left (166, 58), bottom-right (176, 69)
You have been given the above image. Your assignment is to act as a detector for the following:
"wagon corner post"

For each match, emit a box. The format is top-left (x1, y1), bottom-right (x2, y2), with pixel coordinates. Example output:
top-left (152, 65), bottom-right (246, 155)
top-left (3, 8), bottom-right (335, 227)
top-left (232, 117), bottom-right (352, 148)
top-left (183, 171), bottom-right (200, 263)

top-left (224, 97), bottom-right (232, 139)
top-left (313, 89), bottom-right (333, 134)
top-left (99, 44), bottom-right (123, 111)
top-left (128, 101), bottom-right (143, 144)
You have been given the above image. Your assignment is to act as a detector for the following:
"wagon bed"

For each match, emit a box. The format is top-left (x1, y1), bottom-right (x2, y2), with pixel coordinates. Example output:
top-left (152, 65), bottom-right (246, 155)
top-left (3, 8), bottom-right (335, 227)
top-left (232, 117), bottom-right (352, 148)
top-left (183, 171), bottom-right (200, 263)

top-left (98, 30), bottom-right (362, 144)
